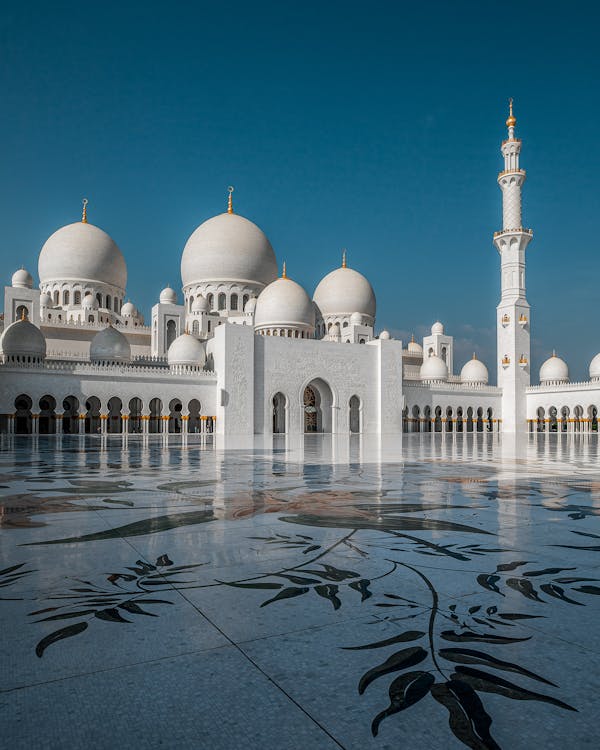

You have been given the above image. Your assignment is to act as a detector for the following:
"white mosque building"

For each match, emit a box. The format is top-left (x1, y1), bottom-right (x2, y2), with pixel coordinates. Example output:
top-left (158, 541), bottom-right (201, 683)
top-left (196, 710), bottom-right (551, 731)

top-left (1, 104), bottom-right (598, 437)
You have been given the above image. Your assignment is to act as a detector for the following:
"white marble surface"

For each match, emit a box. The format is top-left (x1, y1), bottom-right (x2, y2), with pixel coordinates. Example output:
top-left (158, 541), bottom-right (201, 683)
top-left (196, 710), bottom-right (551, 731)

top-left (1, 432), bottom-right (600, 749)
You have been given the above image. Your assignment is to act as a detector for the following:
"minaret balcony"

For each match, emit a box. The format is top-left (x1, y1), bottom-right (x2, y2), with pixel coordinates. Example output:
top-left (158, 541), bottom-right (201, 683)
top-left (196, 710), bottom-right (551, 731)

top-left (493, 227), bottom-right (533, 238)
top-left (497, 168), bottom-right (526, 178)
top-left (518, 314), bottom-right (528, 326)
top-left (502, 355), bottom-right (510, 368)
top-left (501, 314), bottom-right (510, 327)
top-left (518, 355), bottom-right (528, 368)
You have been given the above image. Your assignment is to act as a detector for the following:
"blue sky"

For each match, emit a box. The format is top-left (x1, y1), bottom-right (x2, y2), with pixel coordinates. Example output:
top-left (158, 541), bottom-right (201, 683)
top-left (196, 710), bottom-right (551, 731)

top-left (1, 1), bottom-right (598, 380)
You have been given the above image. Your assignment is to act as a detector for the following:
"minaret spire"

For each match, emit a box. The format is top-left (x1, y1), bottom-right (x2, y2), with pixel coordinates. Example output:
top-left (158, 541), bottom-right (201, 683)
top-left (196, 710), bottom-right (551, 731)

top-left (227, 186), bottom-right (234, 214)
top-left (493, 99), bottom-right (533, 433)
top-left (281, 261), bottom-right (287, 279)
top-left (341, 249), bottom-right (347, 268)
top-left (81, 198), bottom-right (88, 224)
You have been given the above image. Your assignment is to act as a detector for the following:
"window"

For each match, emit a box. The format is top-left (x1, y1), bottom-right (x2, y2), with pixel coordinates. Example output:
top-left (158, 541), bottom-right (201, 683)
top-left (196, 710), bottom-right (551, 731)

top-left (74, 291), bottom-right (81, 305)
top-left (218, 293), bottom-right (226, 310)
top-left (63, 290), bottom-right (70, 306)
top-left (54, 290), bottom-right (59, 305)
top-left (96, 293), bottom-right (102, 306)
top-left (207, 293), bottom-right (214, 309)
top-left (230, 294), bottom-right (238, 311)
top-left (189, 296), bottom-right (194, 311)
top-left (106, 295), bottom-right (112, 311)
top-left (242, 294), bottom-right (249, 310)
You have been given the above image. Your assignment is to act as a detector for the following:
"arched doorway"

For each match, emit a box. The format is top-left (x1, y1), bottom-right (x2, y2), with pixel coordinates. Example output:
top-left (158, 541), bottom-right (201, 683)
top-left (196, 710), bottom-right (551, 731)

top-left (188, 399), bottom-right (201, 433)
top-left (548, 406), bottom-right (558, 433)
top-left (476, 407), bottom-right (484, 432)
top-left (349, 395), bottom-right (360, 433)
top-left (107, 397), bottom-right (123, 434)
top-left (412, 405), bottom-right (421, 433)
top-left (423, 406), bottom-right (432, 432)
top-left (466, 407), bottom-right (474, 433)
top-left (39, 395), bottom-right (56, 434)
top-left (303, 379), bottom-right (333, 433)
top-left (14, 394), bottom-right (32, 434)
top-left (129, 397), bottom-right (143, 433)
top-left (149, 398), bottom-right (162, 433)
top-left (62, 396), bottom-right (80, 434)
top-left (536, 406), bottom-right (545, 432)
top-left (273, 392), bottom-right (286, 434)
top-left (456, 407), bottom-right (464, 433)
top-left (169, 398), bottom-right (183, 433)
top-left (434, 406), bottom-right (442, 433)
top-left (85, 397), bottom-right (101, 434)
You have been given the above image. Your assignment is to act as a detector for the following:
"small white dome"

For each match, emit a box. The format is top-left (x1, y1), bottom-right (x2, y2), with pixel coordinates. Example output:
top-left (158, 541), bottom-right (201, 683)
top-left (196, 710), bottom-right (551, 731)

top-left (431, 321), bottom-right (444, 335)
top-left (0, 318), bottom-right (46, 360)
top-left (120, 301), bottom-right (137, 316)
top-left (539, 352), bottom-right (569, 384)
top-left (12, 268), bottom-right (33, 288)
top-left (40, 292), bottom-right (53, 307)
top-left (245, 296), bottom-right (257, 314)
top-left (181, 212), bottom-right (278, 289)
top-left (461, 354), bottom-right (489, 384)
top-left (90, 325), bottom-right (131, 363)
top-left (159, 286), bottom-right (177, 305)
top-left (167, 333), bottom-right (206, 367)
top-left (379, 330), bottom-right (391, 340)
top-left (589, 353), bottom-right (600, 381)
top-left (82, 293), bottom-right (99, 309)
top-left (350, 311), bottom-right (362, 325)
top-left (313, 266), bottom-right (376, 320)
top-left (191, 295), bottom-right (209, 312)
top-left (254, 277), bottom-right (315, 331)
top-left (407, 336), bottom-right (423, 353)
top-left (38, 222), bottom-right (127, 292)
top-left (420, 354), bottom-right (448, 382)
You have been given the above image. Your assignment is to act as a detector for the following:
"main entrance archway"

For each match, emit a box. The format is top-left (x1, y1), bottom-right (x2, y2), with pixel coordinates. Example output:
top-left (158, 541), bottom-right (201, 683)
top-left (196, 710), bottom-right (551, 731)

top-left (303, 379), bottom-right (333, 433)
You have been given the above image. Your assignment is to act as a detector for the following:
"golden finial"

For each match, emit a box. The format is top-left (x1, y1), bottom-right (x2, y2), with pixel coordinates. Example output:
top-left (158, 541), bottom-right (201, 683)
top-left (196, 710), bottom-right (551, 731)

top-left (342, 249), bottom-right (347, 268)
top-left (410, 333), bottom-right (415, 343)
top-left (281, 261), bottom-right (287, 279)
top-left (227, 186), bottom-right (234, 214)
top-left (506, 98), bottom-right (516, 129)
top-left (81, 198), bottom-right (88, 223)
top-left (552, 349), bottom-right (556, 357)
top-left (472, 352), bottom-right (477, 360)
top-left (20, 308), bottom-right (27, 321)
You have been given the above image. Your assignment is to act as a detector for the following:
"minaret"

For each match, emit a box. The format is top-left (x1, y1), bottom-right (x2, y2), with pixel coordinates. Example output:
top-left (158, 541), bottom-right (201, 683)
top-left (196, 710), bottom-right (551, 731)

top-left (493, 99), bottom-right (533, 432)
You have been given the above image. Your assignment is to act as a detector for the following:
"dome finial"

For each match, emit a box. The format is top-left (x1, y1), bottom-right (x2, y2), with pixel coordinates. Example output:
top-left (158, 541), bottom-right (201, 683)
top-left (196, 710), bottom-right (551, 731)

top-left (20, 307), bottom-right (27, 321)
top-left (342, 249), bottom-right (347, 268)
top-left (81, 198), bottom-right (88, 224)
top-left (411, 333), bottom-right (415, 343)
top-left (506, 98), bottom-right (516, 129)
top-left (472, 352), bottom-right (477, 360)
top-left (227, 186), bottom-right (234, 214)
top-left (281, 261), bottom-right (287, 279)
top-left (552, 349), bottom-right (556, 357)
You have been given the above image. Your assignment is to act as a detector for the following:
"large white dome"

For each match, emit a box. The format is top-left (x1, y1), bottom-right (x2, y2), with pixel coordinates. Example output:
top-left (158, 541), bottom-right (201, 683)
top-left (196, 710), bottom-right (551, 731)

top-left (167, 333), bottom-right (206, 368)
top-left (181, 213), bottom-right (278, 288)
top-left (461, 355), bottom-right (489, 384)
top-left (589, 353), bottom-right (600, 381)
top-left (539, 352), bottom-right (569, 384)
top-left (90, 325), bottom-right (131, 363)
top-left (254, 277), bottom-right (315, 330)
top-left (313, 266), bottom-right (376, 319)
top-left (0, 319), bottom-right (46, 361)
top-left (38, 222), bottom-right (127, 291)
top-left (420, 354), bottom-right (448, 382)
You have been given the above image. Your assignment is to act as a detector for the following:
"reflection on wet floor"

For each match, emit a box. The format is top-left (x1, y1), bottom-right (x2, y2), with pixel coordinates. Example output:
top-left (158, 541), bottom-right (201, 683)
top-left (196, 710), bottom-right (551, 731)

top-left (1, 433), bottom-right (600, 750)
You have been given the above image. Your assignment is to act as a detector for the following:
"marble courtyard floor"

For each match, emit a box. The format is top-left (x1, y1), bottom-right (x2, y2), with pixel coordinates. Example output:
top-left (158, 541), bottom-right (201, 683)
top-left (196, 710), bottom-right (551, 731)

top-left (1, 432), bottom-right (599, 749)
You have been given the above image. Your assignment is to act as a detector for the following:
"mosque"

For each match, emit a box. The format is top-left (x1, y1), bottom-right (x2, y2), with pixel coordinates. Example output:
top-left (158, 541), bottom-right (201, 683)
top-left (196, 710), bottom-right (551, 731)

top-left (1, 103), bottom-right (598, 436)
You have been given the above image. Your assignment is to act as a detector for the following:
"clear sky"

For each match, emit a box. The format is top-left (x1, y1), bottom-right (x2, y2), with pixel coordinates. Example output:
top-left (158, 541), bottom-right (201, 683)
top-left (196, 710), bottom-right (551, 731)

top-left (1, 1), bottom-right (598, 380)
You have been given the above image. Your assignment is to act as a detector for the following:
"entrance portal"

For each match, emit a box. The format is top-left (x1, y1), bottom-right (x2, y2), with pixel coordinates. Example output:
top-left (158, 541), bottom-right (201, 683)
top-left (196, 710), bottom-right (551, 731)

top-left (303, 379), bottom-right (333, 433)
